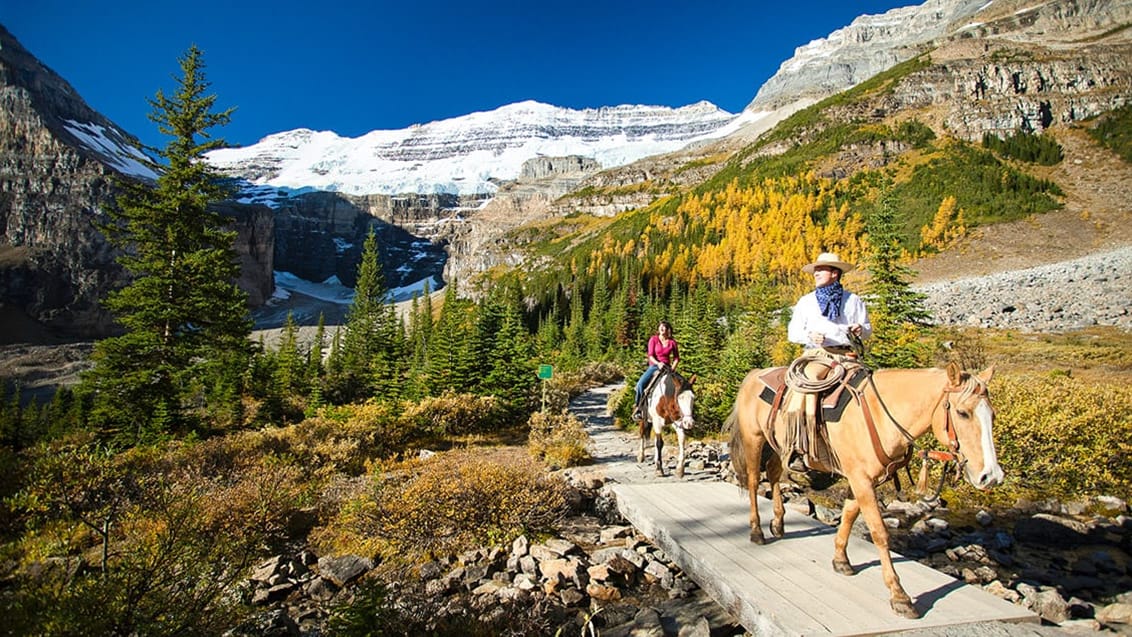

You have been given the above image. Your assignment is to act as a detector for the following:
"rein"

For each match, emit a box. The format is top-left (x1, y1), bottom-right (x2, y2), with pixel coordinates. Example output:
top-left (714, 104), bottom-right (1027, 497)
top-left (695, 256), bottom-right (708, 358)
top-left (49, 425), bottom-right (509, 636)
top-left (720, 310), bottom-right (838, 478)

top-left (854, 372), bottom-right (984, 498)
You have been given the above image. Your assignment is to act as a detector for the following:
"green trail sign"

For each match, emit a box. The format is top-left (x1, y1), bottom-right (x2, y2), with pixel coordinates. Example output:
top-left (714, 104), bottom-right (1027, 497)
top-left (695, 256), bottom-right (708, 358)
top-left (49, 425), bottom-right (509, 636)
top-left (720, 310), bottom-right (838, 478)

top-left (537, 364), bottom-right (553, 380)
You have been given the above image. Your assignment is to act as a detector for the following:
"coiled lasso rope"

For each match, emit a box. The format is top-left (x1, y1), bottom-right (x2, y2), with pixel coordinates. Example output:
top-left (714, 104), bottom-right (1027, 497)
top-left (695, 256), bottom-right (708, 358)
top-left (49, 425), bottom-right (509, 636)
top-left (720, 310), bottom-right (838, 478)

top-left (785, 356), bottom-right (847, 393)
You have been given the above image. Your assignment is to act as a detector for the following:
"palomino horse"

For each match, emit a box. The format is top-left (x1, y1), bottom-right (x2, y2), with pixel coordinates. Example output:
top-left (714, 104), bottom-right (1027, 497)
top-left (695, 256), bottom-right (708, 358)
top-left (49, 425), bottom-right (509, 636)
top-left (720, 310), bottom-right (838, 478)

top-left (727, 362), bottom-right (1003, 618)
top-left (637, 371), bottom-right (696, 478)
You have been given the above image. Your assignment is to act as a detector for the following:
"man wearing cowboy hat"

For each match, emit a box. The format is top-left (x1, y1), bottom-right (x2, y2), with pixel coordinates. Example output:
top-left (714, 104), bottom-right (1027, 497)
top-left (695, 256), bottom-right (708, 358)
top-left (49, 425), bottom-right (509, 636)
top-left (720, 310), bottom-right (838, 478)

top-left (787, 252), bottom-right (872, 357)
top-left (785, 252), bottom-right (872, 474)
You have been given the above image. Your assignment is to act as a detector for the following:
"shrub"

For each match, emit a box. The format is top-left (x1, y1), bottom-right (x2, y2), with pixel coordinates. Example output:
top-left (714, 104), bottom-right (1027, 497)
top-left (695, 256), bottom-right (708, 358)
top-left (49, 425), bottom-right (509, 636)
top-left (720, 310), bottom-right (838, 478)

top-left (313, 449), bottom-right (569, 562)
top-left (983, 373), bottom-right (1132, 501)
top-left (4, 439), bottom-right (311, 636)
top-left (1088, 103), bottom-right (1132, 163)
top-left (253, 401), bottom-right (410, 475)
top-left (527, 410), bottom-right (591, 469)
top-left (982, 130), bottom-right (1064, 165)
top-left (399, 392), bottom-right (508, 439)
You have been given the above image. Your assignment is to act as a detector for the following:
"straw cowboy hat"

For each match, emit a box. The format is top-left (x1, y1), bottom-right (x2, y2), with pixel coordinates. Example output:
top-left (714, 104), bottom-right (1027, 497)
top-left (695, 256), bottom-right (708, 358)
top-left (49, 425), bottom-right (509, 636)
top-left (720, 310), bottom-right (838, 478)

top-left (801, 252), bottom-right (856, 274)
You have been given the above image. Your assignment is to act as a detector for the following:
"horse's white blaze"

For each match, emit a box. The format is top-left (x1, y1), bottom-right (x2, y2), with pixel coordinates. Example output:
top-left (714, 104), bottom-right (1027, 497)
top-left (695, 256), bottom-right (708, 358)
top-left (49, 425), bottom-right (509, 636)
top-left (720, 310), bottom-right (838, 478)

top-left (973, 399), bottom-right (1004, 488)
top-left (677, 391), bottom-right (695, 429)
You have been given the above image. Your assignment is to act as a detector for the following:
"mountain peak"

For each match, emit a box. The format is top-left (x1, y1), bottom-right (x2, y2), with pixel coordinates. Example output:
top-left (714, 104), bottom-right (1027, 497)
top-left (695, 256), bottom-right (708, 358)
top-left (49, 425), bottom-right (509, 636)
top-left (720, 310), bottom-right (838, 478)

top-left (748, 0), bottom-right (991, 111)
top-left (207, 100), bottom-right (741, 198)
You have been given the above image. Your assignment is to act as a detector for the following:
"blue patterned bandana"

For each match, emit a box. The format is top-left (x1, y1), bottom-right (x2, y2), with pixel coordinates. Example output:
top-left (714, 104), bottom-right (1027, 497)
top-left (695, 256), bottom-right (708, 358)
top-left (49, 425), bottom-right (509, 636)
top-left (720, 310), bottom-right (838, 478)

top-left (815, 282), bottom-right (845, 320)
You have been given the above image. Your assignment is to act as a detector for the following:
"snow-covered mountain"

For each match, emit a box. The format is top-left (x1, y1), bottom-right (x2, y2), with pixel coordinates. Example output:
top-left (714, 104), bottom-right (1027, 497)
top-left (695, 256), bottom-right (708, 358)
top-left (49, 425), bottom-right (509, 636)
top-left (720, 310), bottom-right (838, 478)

top-left (205, 100), bottom-right (751, 199)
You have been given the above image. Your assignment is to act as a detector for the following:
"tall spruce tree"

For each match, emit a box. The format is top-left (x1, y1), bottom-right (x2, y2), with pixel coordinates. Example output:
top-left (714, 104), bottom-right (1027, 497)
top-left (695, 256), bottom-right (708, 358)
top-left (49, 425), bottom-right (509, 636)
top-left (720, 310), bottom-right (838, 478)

top-left (863, 191), bottom-right (932, 368)
top-left (328, 227), bottom-right (405, 402)
top-left (84, 46), bottom-right (251, 441)
top-left (484, 287), bottom-right (536, 414)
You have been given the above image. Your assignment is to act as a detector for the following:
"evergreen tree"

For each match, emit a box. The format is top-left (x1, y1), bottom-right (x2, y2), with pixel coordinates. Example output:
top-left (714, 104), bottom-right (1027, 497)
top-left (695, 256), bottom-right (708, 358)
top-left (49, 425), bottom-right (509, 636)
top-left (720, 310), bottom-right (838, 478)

top-left (675, 283), bottom-right (720, 375)
top-left (404, 283), bottom-right (435, 399)
top-left (471, 291), bottom-right (506, 390)
top-left (863, 191), bottom-right (932, 368)
top-left (424, 281), bottom-right (467, 394)
top-left (370, 303), bottom-right (408, 401)
top-left (483, 287), bottom-right (537, 414)
top-left (83, 46), bottom-right (251, 441)
top-left (275, 311), bottom-right (304, 396)
top-left (534, 310), bottom-right (564, 364)
top-left (328, 227), bottom-right (400, 402)
top-left (562, 284), bottom-right (587, 364)
top-left (585, 270), bottom-right (612, 359)
top-left (306, 313), bottom-right (326, 385)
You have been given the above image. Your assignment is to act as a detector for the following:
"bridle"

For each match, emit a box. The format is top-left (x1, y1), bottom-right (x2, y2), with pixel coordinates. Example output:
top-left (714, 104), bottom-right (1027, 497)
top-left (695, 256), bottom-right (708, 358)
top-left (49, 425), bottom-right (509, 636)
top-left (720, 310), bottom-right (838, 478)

top-left (858, 371), bottom-right (987, 499)
top-left (911, 375), bottom-right (989, 499)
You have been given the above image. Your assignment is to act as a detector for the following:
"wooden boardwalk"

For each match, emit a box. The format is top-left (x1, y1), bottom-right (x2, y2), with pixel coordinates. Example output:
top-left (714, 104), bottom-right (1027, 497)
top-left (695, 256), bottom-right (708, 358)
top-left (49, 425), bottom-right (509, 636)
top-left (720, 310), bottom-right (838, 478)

top-left (570, 385), bottom-right (1038, 636)
top-left (613, 481), bottom-right (1037, 636)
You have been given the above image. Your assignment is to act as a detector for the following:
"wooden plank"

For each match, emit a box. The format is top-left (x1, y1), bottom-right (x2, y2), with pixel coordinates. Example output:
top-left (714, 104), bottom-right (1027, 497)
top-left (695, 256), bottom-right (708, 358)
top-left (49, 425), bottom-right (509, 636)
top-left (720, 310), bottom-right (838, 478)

top-left (612, 481), bottom-right (1038, 636)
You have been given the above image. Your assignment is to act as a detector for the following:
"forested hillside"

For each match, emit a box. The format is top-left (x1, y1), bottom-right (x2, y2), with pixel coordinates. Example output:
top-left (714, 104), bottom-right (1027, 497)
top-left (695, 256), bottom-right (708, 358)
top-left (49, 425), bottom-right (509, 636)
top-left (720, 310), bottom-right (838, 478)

top-left (3, 27), bottom-right (1132, 637)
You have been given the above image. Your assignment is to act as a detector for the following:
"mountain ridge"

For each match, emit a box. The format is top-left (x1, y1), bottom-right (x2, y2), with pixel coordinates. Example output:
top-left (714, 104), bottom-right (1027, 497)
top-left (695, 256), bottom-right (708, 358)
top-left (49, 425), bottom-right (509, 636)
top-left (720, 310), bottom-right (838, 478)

top-left (205, 99), bottom-right (753, 199)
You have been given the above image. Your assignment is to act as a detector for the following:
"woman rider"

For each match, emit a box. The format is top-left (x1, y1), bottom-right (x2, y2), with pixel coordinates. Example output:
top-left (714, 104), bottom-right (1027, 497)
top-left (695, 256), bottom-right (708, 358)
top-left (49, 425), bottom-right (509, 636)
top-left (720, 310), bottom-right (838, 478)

top-left (632, 320), bottom-right (679, 421)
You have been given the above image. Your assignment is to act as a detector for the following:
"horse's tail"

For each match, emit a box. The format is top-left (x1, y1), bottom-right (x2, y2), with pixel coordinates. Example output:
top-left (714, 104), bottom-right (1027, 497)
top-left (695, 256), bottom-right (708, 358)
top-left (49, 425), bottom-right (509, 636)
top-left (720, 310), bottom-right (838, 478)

top-left (726, 401), bottom-right (750, 491)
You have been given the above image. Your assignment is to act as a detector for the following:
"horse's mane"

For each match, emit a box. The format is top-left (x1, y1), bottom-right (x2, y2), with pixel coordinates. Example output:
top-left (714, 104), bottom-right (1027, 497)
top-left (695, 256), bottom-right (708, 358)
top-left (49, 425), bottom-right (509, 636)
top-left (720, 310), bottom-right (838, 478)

top-left (954, 373), bottom-right (985, 402)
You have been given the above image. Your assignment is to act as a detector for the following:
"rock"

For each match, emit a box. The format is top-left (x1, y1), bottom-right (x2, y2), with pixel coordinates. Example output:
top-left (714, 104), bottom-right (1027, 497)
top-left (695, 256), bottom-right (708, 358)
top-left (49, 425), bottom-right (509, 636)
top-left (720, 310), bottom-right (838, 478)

top-left (252, 583), bottom-right (295, 606)
top-left (643, 560), bottom-right (674, 589)
top-left (587, 582), bottom-right (623, 601)
top-left (558, 587), bottom-right (587, 607)
top-left (316, 555), bottom-right (374, 587)
top-left (1014, 513), bottom-right (1092, 547)
top-left (251, 556), bottom-right (287, 583)
top-left (600, 525), bottom-right (634, 544)
top-left (628, 607), bottom-right (665, 637)
top-left (226, 609), bottom-right (301, 637)
top-left (302, 575), bottom-right (338, 600)
top-left (539, 557), bottom-right (587, 588)
top-left (1017, 582), bottom-right (1071, 623)
top-left (1097, 602), bottom-right (1132, 625)
top-left (1095, 496), bottom-right (1128, 515)
top-left (511, 534), bottom-right (530, 557)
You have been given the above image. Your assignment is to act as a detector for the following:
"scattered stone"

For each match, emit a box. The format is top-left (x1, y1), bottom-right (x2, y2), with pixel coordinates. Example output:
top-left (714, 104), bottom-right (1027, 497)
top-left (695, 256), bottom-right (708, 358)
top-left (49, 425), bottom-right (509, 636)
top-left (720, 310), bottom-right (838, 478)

top-left (1014, 513), bottom-right (1092, 547)
top-left (1097, 602), bottom-right (1132, 625)
top-left (316, 555), bottom-right (374, 588)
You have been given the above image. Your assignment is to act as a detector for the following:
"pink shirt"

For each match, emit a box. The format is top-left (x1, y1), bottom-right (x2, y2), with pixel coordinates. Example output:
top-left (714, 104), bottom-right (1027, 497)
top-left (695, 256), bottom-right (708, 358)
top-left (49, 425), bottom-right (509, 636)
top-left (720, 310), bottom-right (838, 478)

top-left (648, 335), bottom-right (679, 366)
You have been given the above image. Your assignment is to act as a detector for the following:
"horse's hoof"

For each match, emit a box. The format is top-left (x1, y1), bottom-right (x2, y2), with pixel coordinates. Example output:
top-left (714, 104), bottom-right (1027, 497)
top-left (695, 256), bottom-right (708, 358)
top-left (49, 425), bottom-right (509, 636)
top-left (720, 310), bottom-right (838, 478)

top-left (771, 520), bottom-right (784, 538)
top-left (749, 530), bottom-right (766, 545)
top-left (891, 599), bottom-right (920, 619)
top-left (676, 469), bottom-right (685, 479)
top-left (655, 468), bottom-right (665, 477)
top-left (832, 559), bottom-right (855, 576)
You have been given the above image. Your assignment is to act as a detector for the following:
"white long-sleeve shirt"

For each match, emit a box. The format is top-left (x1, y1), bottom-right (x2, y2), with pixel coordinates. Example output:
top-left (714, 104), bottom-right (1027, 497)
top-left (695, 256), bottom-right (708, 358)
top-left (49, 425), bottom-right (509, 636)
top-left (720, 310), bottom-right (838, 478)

top-left (787, 290), bottom-right (872, 349)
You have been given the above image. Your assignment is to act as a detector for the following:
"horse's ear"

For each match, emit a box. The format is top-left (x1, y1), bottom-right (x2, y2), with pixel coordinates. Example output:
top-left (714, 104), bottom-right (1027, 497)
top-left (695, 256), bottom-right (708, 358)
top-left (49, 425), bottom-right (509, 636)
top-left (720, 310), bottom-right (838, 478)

top-left (945, 361), bottom-right (962, 387)
top-left (978, 365), bottom-right (995, 383)
top-left (688, 374), bottom-right (697, 386)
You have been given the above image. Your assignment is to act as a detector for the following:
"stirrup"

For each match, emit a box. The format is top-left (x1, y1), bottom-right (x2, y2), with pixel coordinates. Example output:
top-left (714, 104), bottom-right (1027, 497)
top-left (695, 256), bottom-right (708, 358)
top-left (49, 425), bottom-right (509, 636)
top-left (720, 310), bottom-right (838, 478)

top-left (788, 453), bottom-right (808, 472)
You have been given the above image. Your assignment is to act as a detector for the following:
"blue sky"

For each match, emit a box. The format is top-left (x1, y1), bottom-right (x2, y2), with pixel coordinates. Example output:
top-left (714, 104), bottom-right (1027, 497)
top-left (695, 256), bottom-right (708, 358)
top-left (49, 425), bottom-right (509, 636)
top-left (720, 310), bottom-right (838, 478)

top-left (4, 0), bottom-right (915, 150)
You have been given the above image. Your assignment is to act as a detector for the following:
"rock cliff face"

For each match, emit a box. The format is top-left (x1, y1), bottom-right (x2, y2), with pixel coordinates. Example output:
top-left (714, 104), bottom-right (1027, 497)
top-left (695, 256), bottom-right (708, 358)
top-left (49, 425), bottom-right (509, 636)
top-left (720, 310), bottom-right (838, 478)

top-left (748, 0), bottom-right (1132, 123)
top-left (0, 25), bottom-right (273, 339)
top-left (549, 0), bottom-right (1132, 213)
top-left (269, 191), bottom-right (462, 289)
top-left (748, 0), bottom-right (992, 111)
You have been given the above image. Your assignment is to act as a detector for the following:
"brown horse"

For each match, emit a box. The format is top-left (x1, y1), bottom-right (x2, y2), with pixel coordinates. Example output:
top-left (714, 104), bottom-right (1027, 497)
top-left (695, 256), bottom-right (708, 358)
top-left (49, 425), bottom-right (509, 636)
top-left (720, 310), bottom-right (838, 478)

top-left (727, 362), bottom-right (1003, 618)
top-left (638, 371), bottom-right (696, 478)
